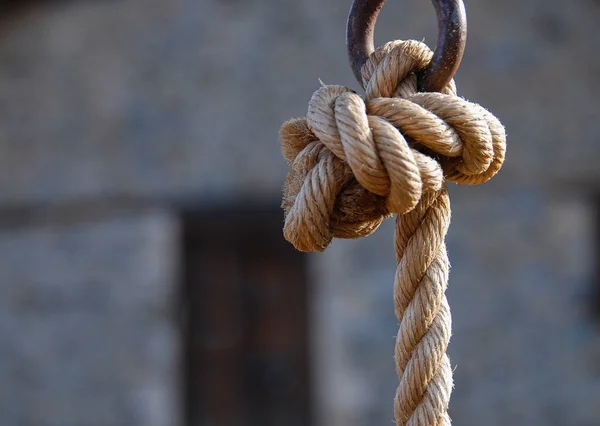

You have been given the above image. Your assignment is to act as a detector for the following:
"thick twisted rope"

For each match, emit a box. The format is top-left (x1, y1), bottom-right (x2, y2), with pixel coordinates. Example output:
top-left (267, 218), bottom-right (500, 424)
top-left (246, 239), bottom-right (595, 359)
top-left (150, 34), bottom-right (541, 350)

top-left (279, 40), bottom-right (505, 425)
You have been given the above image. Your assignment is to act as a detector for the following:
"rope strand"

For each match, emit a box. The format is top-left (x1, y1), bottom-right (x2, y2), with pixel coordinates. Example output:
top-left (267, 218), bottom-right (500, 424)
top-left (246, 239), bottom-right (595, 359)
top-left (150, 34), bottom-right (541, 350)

top-left (394, 188), bottom-right (452, 425)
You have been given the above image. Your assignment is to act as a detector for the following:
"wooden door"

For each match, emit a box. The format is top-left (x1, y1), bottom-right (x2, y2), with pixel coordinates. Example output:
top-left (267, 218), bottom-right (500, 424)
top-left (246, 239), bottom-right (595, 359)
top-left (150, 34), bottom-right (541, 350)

top-left (182, 206), bottom-right (310, 426)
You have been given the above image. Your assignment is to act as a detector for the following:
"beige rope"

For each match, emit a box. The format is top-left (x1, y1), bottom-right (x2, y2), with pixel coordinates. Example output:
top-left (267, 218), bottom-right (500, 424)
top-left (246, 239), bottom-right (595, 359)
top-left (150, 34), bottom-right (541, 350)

top-left (279, 40), bottom-right (506, 425)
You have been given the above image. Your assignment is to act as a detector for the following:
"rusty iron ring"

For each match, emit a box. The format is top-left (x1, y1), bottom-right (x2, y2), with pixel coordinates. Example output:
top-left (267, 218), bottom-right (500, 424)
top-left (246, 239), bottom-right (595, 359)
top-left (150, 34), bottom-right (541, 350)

top-left (346, 0), bottom-right (467, 92)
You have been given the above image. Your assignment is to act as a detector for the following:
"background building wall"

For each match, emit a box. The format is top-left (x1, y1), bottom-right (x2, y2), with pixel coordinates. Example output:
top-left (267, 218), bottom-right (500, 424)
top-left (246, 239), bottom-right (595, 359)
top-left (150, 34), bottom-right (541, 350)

top-left (0, 0), bottom-right (598, 425)
top-left (0, 207), bottom-right (181, 426)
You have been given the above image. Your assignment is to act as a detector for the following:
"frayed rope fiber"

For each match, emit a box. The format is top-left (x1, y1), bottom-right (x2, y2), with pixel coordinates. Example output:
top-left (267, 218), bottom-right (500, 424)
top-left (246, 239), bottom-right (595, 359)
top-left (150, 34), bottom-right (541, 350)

top-left (279, 40), bottom-right (505, 425)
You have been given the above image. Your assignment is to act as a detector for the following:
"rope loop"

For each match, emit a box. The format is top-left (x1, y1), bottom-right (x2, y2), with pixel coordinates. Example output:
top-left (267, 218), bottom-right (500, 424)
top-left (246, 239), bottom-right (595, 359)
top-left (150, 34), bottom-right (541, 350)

top-left (280, 40), bottom-right (505, 253)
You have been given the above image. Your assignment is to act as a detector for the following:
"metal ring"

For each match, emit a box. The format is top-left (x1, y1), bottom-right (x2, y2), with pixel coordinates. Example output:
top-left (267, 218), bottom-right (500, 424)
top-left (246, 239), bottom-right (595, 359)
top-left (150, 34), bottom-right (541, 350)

top-left (346, 0), bottom-right (467, 92)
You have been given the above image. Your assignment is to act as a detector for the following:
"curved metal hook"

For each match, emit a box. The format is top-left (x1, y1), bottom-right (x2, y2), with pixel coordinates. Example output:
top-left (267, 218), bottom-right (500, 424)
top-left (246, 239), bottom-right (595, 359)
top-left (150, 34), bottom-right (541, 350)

top-left (346, 0), bottom-right (467, 92)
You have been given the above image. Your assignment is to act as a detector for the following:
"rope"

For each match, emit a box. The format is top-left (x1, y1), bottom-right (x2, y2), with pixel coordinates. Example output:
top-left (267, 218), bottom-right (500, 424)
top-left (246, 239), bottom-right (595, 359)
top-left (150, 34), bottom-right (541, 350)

top-left (279, 40), bottom-right (506, 425)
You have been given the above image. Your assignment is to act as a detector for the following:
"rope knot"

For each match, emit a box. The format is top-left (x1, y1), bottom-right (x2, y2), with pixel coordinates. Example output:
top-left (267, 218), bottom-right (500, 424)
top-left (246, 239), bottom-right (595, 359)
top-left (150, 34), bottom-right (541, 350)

top-left (280, 40), bottom-right (506, 252)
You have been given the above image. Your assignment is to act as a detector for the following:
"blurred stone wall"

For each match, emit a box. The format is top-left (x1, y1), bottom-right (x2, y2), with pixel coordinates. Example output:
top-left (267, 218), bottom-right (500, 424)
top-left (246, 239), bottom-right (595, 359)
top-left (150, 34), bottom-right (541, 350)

top-left (0, 207), bottom-right (181, 426)
top-left (0, 0), bottom-right (598, 425)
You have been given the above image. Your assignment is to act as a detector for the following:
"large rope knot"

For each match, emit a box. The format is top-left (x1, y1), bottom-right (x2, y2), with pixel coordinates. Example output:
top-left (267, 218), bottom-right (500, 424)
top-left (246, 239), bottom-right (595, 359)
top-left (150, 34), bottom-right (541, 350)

top-left (280, 40), bottom-right (506, 252)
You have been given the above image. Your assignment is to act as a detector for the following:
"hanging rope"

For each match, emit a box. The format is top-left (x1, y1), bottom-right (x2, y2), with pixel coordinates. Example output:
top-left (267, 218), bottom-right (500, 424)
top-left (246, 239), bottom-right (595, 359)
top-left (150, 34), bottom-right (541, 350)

top-left (279, 40), bottom-right (505, 425)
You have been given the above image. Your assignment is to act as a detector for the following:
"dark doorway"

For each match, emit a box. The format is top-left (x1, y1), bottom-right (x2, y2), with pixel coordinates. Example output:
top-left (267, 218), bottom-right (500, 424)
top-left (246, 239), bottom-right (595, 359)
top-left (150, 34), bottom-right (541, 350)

top-left (182, 205), bottom-right (311, 426)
